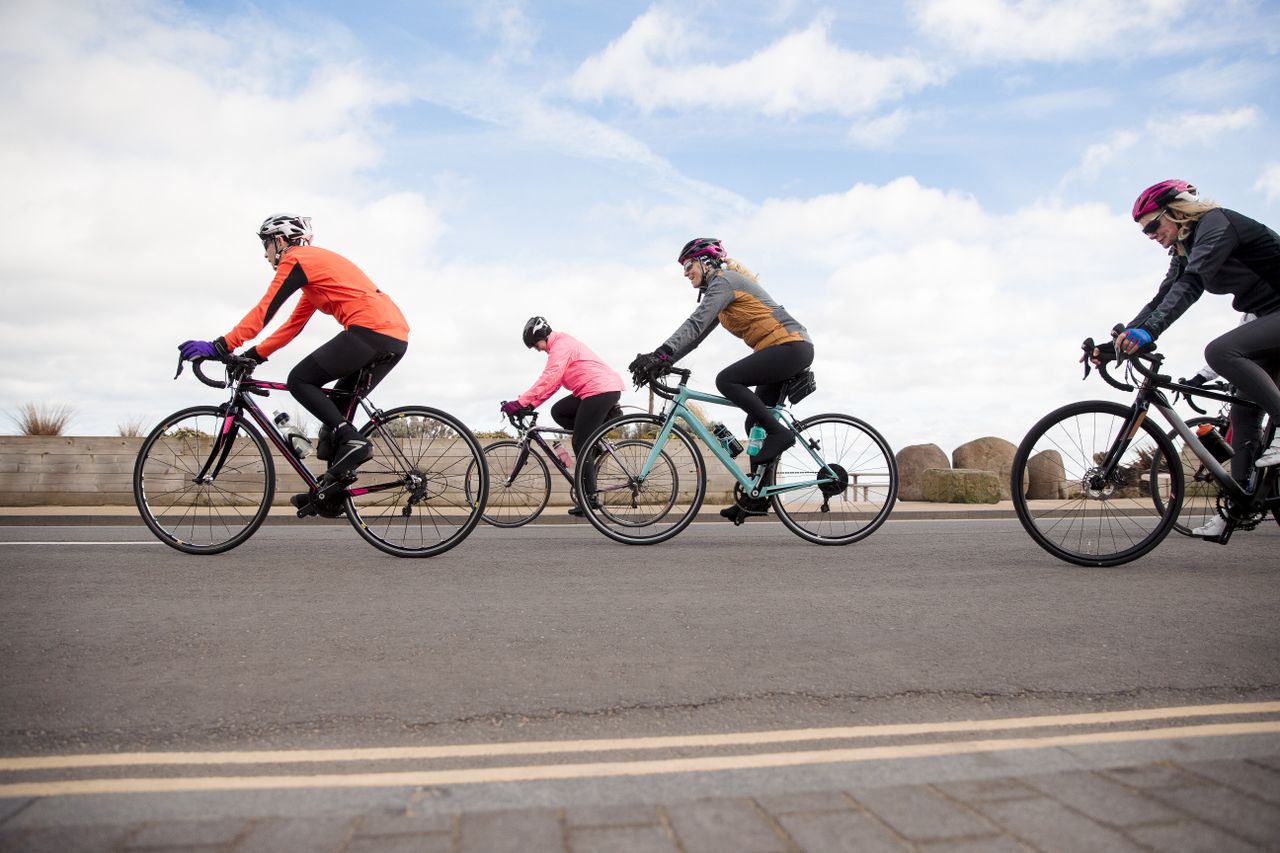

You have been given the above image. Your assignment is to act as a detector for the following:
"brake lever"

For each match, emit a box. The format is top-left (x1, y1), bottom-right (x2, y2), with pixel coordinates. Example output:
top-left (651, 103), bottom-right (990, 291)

top-left (174, 353), bottom-right (186, 380)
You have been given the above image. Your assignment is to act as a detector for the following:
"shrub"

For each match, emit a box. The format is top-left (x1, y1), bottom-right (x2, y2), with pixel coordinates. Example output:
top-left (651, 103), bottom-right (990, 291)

top-left (118, 416), bottom-right (148, 437)
top-left (9, 403), bottom-right (75, 436)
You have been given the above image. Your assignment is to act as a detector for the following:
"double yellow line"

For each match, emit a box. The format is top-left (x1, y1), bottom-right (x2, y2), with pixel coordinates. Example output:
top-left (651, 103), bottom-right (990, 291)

top-left (4, 701), bottom-right (1278, 797)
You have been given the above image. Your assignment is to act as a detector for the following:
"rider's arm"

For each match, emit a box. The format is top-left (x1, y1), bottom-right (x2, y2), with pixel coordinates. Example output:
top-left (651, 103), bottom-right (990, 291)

top-left (253, 294), bottom-right (318, 358)
top-left (517, 337), bottom-right (574, 409)
top-left (223, 257), bottom-right (309, 351)
top-left (1127, 256), bottom-right (1201, 340)
top-left (660, 277), bottom-right (734, 360)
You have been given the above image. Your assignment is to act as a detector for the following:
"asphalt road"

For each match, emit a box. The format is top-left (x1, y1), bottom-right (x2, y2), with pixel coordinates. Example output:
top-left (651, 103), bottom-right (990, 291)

top-left (3, 517), bottom-right (1277, 760)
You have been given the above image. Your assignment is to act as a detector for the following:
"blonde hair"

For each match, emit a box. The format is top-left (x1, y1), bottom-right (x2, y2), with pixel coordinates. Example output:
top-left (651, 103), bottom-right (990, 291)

top-left (1162, 196), bottom-right (1222, 242)
top-left (720, 257), bottom-right (759, 282)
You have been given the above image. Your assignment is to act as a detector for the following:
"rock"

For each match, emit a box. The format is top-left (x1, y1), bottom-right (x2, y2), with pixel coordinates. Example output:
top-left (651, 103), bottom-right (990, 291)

top-left (952, 437), bottom-right (1018, 500)
top-left (1025, 450), bottom-right (1068, 499)
top-left (894, 443), bottom-right (950, 501)
top-left (921, 468), bottom-right (1001, 504)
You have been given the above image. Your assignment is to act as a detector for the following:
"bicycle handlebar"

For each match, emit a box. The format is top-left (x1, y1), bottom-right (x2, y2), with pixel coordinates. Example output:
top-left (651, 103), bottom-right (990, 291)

top-left (1080, 325), bottom-right (1165, 394)
top-left (177, 355), bottom-right (259, 390)
top-left (644, 366), bottom-right (692, 399)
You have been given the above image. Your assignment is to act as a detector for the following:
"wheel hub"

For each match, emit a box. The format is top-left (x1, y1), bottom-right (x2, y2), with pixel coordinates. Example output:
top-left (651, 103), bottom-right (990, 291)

top-left (1082, 466), bottom-right (1121, 499)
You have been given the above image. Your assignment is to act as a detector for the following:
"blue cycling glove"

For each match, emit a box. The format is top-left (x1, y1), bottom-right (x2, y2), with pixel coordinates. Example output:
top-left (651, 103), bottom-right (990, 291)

top-left (1116, 328), bottom-right (1152, 350)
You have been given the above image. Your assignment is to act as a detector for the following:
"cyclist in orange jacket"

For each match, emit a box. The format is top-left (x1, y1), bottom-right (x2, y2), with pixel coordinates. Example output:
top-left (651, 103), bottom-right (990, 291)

top-left (178, 214), bottom-right (410, 480)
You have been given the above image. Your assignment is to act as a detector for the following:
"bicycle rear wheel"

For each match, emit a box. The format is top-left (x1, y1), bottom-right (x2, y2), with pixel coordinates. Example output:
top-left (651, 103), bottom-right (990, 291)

top-left (769, 413), bottom-right (897, 545)
top-left (1157, 417), bottom-right (1220, 536)
top-left (575, 414), bottom-right (705, 545)
top-left (478, 440), bottom-right (550, 527)
top-left (133, 406), bottom-right (274, 555)
top-left (345, 406), bottom-right (486, 557)
top-left (1011, 401), bottom-right (1182, 566)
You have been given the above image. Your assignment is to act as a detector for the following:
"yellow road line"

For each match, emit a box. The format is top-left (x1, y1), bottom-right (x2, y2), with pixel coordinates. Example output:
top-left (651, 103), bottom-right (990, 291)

top-left (4, 701), bottom-right (1278, 771)
top-left (3, 721), bottom-right (1277, 798)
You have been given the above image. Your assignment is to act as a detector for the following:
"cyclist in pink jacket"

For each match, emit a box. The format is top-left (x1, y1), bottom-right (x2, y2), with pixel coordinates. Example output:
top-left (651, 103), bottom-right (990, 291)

top-left (501, 317), bottom-right (625, 516)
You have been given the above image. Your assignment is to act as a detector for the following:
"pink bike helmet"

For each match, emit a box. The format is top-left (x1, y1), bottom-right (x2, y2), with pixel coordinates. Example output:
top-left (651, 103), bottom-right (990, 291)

top-left (678, 237), bottom-right (727, 266)
top-left (1132, 180), bottom-right (1197, 221)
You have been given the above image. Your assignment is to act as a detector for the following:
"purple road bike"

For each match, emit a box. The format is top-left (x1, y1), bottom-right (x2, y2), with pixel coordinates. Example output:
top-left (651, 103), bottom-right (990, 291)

top-left (133, 355), bottom-right (487, 557)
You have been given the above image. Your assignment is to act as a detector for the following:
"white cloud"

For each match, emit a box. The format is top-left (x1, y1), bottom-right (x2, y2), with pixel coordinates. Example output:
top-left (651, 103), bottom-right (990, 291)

top-left (472, 0), bottom-right (539, 64)
top-left (911, 0), bottom-right (1188, 62)
top-left (567, 9), bottom-right (945, 117)
top-left (1256, 164), bottom-right (1280, 203)
top-left (1060, 107), bottom-right (1259, 187)
top-left (848, 109), bottom-right (913, 148)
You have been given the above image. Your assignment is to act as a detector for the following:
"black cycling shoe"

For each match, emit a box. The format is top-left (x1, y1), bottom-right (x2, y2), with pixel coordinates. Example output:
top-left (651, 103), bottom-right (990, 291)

top-left (290, 492), bottom-right (346, 519)
top-left (325, 437), bottom-right (373, 479)
top-left (719, 496), bottom-right (770, 525)
top-left (752, 431), bottom-right (796, 465)
top-left (567, 498), bottom-right (600, 518)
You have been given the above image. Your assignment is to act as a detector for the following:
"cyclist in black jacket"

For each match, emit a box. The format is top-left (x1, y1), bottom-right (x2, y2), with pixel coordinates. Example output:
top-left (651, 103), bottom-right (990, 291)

top-left (1111, 180), bottom-right (1280, 535)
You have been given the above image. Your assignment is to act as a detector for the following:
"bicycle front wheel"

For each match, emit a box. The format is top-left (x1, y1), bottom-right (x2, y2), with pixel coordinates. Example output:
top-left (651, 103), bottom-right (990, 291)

top-left (575, 414), bottom-right (705, 545)
top-left (769, 414), bottom-right (898, 545)
top-left (1012, 401), bottom-right (1183, 566)
top-left (478, 441), bottom-right (550, 528)
top-left (133, 406), bottom-right (274, 555)
top-left (346, 406), bottom-right (487, 557)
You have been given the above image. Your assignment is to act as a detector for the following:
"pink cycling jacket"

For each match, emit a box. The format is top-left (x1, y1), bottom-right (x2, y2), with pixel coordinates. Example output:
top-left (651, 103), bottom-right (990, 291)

top-left (517, 331), bottom-right (625, 408)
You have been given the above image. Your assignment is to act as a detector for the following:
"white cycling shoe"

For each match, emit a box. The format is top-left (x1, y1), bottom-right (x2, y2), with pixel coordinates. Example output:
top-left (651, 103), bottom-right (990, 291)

top-left (1191, 515), bottom-right (1228, 538)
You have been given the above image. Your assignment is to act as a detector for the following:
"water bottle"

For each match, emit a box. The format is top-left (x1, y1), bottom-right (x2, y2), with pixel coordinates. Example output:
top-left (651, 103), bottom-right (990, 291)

top-left (1195, 422), bottom-right (1233, 463)
top-left (274, 411), bottom-right (313, 460)
top-left (552, 440), bottom-right (573, 469)
top-left (709, 421), bottom-right (743, 458)
top-left (746, 425), bottom-right (767, 456)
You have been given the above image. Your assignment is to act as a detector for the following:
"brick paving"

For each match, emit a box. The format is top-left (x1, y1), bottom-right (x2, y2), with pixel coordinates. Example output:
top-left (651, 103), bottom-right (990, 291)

top-left (2, 758), bottom-right (1278, 852)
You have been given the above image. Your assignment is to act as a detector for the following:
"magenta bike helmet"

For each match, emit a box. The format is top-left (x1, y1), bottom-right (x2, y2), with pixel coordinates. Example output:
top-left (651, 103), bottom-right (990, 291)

top-left (1132, 180), bottom-right (1197, 221)
top-left (678, 237), bottom-right (727, 266)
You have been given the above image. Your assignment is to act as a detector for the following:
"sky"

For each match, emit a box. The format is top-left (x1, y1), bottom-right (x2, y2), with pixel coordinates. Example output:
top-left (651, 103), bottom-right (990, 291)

top-left (2, 0), bottom-right (1278, 456)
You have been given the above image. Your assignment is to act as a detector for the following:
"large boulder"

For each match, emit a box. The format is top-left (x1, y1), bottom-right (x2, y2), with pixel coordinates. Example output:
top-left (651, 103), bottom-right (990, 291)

top-left (921, 468), bottom-right (1001, 504)
top-left (895, 443), bottom-right (949, 501)
top-left (1025, 450), bottom-right (1068, 499)
top-left (952, 437), bottom-right (1018, 500)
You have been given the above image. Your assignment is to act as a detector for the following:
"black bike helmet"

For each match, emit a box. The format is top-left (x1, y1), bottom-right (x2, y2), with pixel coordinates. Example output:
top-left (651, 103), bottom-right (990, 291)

top-left (523, 316), bottom-right (552, 348)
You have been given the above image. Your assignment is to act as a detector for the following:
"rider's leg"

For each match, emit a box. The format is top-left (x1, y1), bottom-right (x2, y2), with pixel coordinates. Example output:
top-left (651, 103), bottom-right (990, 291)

top-left (550, 394), bottom-right (581, 432)
top-left (716, 341), bottom-right (814, 463)
top-left (1204, 313), bottom-right (1280, 467)
top-left (288, 327), bottom-right (407, 476)
top-left (566, 391), bottom-right (621, 515)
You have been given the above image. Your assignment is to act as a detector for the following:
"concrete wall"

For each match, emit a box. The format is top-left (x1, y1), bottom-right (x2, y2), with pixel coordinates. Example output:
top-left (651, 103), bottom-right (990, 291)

top-left (0, 436), bottom-right (746, 506)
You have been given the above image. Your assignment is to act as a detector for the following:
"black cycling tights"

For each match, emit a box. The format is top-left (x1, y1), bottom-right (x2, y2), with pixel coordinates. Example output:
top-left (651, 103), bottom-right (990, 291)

top-left (1204, 310), bottom-right (1280, 480)
top-left (716, 341), bottom-right (815, 436)
top-left (287, 326), bottom-right (408, 431)
top-left (551, 391), bottom-right (622, 455)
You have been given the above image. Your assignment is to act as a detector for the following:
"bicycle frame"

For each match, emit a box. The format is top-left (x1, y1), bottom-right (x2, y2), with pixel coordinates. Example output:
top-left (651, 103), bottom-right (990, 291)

top-left (633, 373), bottom-right (838, 500)
top-left (198, 363), bottom-right (408, 501)
top-left (496, 414), bottom-right (575, 486)
top-left (1097, 357), bottom-right (1275, 515)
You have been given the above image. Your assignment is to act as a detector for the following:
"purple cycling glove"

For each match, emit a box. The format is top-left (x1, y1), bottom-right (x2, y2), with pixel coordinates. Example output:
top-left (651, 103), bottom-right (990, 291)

top-left (500, 400), bottom-right (524, 415)
top-left (178, 338), bottom-right (228, 361)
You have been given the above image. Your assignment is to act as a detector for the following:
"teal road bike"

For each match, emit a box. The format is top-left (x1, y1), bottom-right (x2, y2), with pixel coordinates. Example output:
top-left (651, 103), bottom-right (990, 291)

top-left (573, 366), bottom-right (898, 545)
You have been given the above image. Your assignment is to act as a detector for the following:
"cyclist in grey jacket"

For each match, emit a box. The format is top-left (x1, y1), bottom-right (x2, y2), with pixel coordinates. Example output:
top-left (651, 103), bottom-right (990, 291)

top-left (629, 238), bottom-right (814, 468)
top-left (1113, 181), bottom-right (1280, 497)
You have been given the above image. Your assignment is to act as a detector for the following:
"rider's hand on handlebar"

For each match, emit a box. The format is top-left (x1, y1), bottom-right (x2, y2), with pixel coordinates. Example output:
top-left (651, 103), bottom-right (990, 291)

top-left (178, 337), bottom-right (228, 362)
top-left (1114, 327), bottom-right (1152, 356)
top-left (627, 347), bottom-right (671, 386)
top-left (499, 400), bottom-right (523, 416)
top-left (1180, 373), bottom-right (1208, 388)
top-left (241, 345), bottom-right (267, 365)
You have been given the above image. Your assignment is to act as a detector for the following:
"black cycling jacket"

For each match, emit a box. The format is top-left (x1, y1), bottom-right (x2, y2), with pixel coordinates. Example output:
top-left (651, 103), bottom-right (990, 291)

top-left (1130, 208), bottom-right (1280, 338)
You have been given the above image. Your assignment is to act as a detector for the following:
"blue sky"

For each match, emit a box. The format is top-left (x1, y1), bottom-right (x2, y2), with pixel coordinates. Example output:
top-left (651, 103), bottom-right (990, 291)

top-left (2, 0), bottom-right (1278, 455)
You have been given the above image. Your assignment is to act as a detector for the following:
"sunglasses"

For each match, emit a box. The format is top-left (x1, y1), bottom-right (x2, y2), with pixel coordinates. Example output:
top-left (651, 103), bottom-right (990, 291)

top-left (1141, 210), bottom-right (1166, 235)
top-left (682, 260), bottom-right (695, 272)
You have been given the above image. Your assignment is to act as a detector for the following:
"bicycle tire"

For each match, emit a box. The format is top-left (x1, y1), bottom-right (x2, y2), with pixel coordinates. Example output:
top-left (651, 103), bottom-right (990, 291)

top-left (1011, 400), bottom-right (1183, 566)
top-left (477, 440), bottom-right (551, 528)
top-left (133, 405), bottom-right (274, 555)
top-left (1157, 416), bottom-right (1221, 536)
top-left (769, 413), bottom-right (898, 545)
top-left (574, 414), bottom-right (705, 545)
top-left (345, 406), bottom-right (487, 557)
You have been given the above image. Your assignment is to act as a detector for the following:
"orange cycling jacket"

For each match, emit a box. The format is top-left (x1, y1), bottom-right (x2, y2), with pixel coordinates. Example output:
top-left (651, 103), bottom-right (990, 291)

top-left (223, 246), bottom-right (410, 358)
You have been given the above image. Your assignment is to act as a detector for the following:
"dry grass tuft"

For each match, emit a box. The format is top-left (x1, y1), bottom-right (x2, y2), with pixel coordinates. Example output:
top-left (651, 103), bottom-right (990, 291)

top-left (9, 403), bottom-right (75, 436)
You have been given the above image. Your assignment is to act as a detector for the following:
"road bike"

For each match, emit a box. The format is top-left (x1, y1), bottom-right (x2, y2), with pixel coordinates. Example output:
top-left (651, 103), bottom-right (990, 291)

top-left (1010, 336), bottom-right (1279, 566)
top-left (572, 366), bottom-right (898, 545)
top-left (133, 355), bottom-right (488, 557)
top-left (474, 406), bottom-right (676, 527)
top-left (1161, 379), bottom-right (1234, 536)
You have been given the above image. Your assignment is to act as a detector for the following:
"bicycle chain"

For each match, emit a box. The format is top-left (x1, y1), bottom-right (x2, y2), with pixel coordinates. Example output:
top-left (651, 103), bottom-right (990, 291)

top-left (1214, 491), bottom-right (1267, 531)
